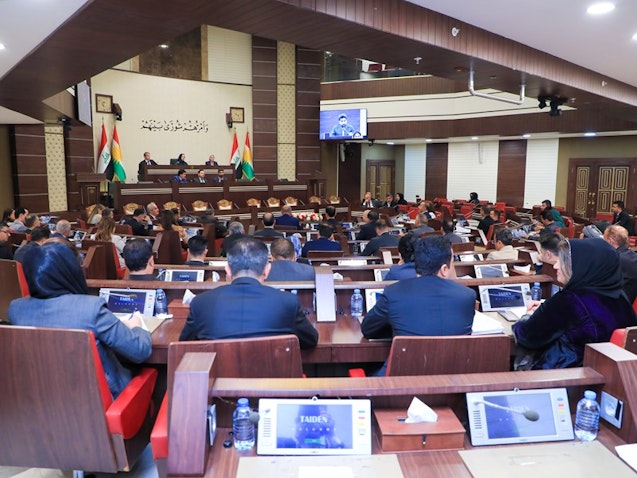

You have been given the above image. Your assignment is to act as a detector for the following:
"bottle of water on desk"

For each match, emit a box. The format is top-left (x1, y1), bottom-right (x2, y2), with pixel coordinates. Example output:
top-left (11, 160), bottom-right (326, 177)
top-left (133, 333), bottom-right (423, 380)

top-left (233, 398), bottom-right (255, 451)
top-left (155, 289), bottom-right (167, 315)
top-left (531, 282), bottom-right (542, 301)
top-left (574, 390), bottom-right (600, 441)
top-left (351, 288), bottom-right (363, 318)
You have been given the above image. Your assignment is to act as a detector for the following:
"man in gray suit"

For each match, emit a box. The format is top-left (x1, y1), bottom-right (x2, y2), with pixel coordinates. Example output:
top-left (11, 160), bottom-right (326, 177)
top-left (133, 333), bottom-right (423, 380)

top-left (266, 238), bottom-right (315, 282)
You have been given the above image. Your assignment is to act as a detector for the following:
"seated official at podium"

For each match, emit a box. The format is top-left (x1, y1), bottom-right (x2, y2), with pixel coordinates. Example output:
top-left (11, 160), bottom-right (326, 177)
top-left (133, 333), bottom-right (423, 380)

top-left (513, 238), bottom-right (637, 370)
top-left (179, 237), bottom-right (318, 349)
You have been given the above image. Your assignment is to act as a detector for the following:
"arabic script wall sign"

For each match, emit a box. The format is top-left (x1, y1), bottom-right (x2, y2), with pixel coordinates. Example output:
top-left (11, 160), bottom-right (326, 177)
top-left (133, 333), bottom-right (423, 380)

top-left (141, 119), bottom-right (209, 133)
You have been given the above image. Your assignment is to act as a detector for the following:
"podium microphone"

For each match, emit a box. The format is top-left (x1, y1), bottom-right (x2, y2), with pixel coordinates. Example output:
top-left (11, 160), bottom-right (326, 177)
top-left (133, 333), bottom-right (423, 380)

top-left (473, 400), bottom-right (540, 421)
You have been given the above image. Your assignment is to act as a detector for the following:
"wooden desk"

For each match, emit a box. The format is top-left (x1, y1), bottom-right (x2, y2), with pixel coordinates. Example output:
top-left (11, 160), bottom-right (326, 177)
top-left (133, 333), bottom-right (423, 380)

top-left (163, 343), bottom-right (637, 477)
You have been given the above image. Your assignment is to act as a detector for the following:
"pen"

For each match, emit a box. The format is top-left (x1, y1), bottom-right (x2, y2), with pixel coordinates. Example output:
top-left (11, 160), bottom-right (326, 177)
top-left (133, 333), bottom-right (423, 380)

top-left (127, 309), bottom-right (138, 320)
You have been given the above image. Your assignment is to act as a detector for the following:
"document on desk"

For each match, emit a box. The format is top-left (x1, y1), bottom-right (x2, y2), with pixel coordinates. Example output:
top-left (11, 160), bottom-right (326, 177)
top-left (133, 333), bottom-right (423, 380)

top-left (459, 440), bottom-right (635, 478)
top-left (472, 311), bottom-right (505, 335)
top-left (236, 454), bottom-right (404, 478)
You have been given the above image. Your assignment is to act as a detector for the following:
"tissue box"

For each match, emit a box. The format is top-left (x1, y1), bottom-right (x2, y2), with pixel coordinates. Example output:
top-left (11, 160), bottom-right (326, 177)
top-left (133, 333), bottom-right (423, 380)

top-left (374, 408), bottom-right (465, 452)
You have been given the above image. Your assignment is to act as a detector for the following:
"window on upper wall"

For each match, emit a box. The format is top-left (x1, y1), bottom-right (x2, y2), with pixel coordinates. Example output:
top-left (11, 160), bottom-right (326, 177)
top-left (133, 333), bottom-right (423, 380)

top-left (322, 52), bottom-right (421, 82)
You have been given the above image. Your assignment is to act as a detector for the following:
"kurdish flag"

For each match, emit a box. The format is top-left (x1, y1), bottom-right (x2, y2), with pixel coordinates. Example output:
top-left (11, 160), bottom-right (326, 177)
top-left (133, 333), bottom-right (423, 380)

top-left (229, 130), bottom-right (242, 179)
top-left (97, 123), bottom-right (111, 174)
top-left (106, 124), bottom-right (127, 182)
top-left (241, 131), bottom-right (254, 181)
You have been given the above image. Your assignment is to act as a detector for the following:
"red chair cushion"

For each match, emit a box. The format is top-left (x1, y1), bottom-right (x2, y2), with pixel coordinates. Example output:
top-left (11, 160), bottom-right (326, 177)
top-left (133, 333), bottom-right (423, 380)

top-left (348, 368), bottom-right (366, 378)
top-left (610, 328), bottom-right (627, 348)
top-left (105, 367), bottom-right (158, 439)
top-left (151, 394), bottom-right (169, 459)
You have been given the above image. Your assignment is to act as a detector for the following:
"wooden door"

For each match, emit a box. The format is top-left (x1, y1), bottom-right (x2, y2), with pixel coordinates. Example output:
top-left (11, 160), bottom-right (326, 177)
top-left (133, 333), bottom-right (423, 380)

top-left (366, 160), bottom-right (395, 202)
top-left (568, 159), bottom-right (636, 218)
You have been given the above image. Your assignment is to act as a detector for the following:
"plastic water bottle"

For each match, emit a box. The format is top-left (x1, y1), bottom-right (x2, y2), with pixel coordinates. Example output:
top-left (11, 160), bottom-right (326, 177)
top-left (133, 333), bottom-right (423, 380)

top-left (574, 390), bottom-right (600, 441)
top-left (351, 288), bottom-right (364, 318)
top-left (155, 289), bottom-right (168, 315)
top-left (233, 398), bottom-right (255, 451)
top-left (531, 282), bottom-right (542, 301)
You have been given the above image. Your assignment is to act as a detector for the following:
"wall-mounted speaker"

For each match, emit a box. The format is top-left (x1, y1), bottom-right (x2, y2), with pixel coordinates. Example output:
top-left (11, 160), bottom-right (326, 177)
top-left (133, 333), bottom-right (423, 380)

top-left (112, 103), bottom-right (122, 121)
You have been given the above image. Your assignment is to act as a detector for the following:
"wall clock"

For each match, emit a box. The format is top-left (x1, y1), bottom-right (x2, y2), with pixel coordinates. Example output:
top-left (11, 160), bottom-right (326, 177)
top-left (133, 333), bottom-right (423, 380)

top-left (95, 94), bottom-right (113, 113)
top-left (230, 107), bottom-right (244, 123)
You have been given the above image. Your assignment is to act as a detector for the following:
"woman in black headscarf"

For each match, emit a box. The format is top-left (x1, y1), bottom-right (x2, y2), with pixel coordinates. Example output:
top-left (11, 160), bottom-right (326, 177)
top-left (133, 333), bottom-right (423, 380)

top-left (8, 242), bottom-right (152, 397)
top-left (513, 238), bottom-right (636, 369)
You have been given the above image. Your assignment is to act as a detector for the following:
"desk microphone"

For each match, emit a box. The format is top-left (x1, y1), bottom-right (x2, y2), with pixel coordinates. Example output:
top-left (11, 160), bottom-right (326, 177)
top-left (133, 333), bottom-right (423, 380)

top-left (473, 399), bottom-right (540, 421)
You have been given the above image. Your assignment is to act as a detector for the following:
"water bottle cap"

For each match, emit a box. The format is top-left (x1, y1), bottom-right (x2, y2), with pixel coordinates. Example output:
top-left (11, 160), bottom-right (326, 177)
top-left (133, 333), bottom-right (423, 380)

top-left (157, 288), bottom-right (165, 294)
top-left (533, 282), bottom-right (540, 287)
top-left (237, 397), bottom-right (249, 407)
top-left (584, 390), bottom-right (596, 400)
top-left (354, 289), bottom-right (360, 294)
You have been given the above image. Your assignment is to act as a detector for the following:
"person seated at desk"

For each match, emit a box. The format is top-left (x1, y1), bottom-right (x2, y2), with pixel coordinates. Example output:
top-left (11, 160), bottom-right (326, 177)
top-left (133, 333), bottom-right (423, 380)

top-left (512, 238), bottom-right (637, 370)
top-left (184, 235), bottom-right (208, 266)
top-left (221, 221), bottom-right (246, 257)
top-left (611, 200), bottom-right (635, 236)
top-left (394, 193), bottom-right (408, 209)
top-left (410, 212), bottom-right (434, 236)
top-left (50, 219), bottom-right (72, 241)
top-left (301, 223), bottom-right (342, 258)
top-left (124, 208), bottom-right (151, 236)
top-left (266, 238), bottom-right (315, 282)
top-left (468, 191), bottom-right (480, 205)
top-left (360, 219), bottom-right (399, 257)
top-left (0, 222), bottom-right (13, 259)
top-left (87, 204), bottom-right (106, 225)
top-left (381, 194), bottom-right (396, 209)
top-left (361, 191), bottom-right (380, 208)
top-left (487, 228), bottom-right (518, 261)
top-left (254, 213), bottom-right (284, 238)
top-left (146, 202), bottom-right (160, 222)
top-left (205, 154), bottom-right (218, 166)
top-left (24, 213), bottom-right (40, 234)
top-left (2, 208), bottom-right (15, 224)
top-left (171, 168), bottom-right (189, 183)
top-left (91, 217), bottom-right (126, 268)
top-left (442, 217), bottom-right (463, 244)
top-left (540, 199), bottom-right (566, 228)
top-left (477, 205), bottom-right (496, 236)
top-left (157, 209), bottom-right (186, 242)
top-left (178, 237), bottom-right (318, 349)
top-left (122, 238), bottom-right (156, 281)
top-left (418, 200), bottom-right (437, 220)
top-left (361, 236), bottom-right (476, 373)
top-left (385, 233), bottom-right (417, 281)
top-left (604, 225), bottom-right (637, 303)
top-left (275, 205), bottom-right (302, 230)
top-left (8, 242), bottom-right (151, 398)
top-left (9, 207), bottom-right (28, 233)
top-left (13, 225), bottom-right (50, 263)
top-left (193, 169), bottom-right (207, 184)
top-left (356, 210), bottom-right (378, 241)
top-left (171, 153), bottom-right (188, 165)
top-left (526, 209), bottom-right (559, 240)
top-left (324, 205), bottom-right (340, 230)
top-left (212, 168), bottom-right (226, 183)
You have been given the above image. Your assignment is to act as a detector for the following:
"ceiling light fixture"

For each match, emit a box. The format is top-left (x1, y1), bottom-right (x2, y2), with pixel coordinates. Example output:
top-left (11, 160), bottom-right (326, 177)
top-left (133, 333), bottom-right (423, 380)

top-left (471, 136), bottom-right (478, 140)
top-left (632, 33), bottom-right (637, 41)
top-left (587, 2), bottom-right (615, 15)
top-left (0, 43), bottom-right (5, 50)
top-left (159, 44), bottom-right (169, 49)
top-left (386, 141), bottom-right (395, 145)
top-left (584, 132), bottom-right (597, 137)
top-left (425, 139), bottom-right (433, 143)
top-left (523, 134), bottom-right (531, 138)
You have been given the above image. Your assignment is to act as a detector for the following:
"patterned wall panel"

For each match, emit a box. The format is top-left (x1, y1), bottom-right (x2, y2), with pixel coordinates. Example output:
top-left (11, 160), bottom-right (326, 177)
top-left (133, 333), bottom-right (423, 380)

top-left (277, 42), bottom-right (295, 180)
top-left (64, 124), bottom-right (95, 211)
top-left (44, 125), bottom-right (67, 212)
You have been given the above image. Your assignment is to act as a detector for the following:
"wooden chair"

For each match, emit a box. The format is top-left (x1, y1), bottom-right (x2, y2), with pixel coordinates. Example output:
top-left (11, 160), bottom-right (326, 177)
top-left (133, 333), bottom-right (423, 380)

top-left (350, 334), bottom-right (510, 377)
top-left (153, 230), bottom-right (184, 265)
top-left (114, 223), bottom-right (133, 235)
top-left (452, 242), bottom-right (475, 253)
top-left (308, 195), bottom-right (322, 204)
top-left (266, 197), bottom-right (281, 208)
top-left (0, 259), bottom-right (29, 321)
top-left (307, 250), bottom-right (344, 260)
top-left (0, 326), bottom-right (158, 476)
top-left (329, 195), bottom-right (341, 204)
top-left (122, 202), bottom-right (140, 215)
top-left (246, 198), bottom-right (262, 208)
top-left (216, 199), bottom-right (233, 210)
top-left (82, 239), bottom-right (125, 279)
top-left (191, 200), bottom-right (209, 212)
top-left (284, 196), bottom-right (299, 206)
top-left (151, 335), bottom-right (303, 474)
top-left (163, 201), bottom-right (180, 211)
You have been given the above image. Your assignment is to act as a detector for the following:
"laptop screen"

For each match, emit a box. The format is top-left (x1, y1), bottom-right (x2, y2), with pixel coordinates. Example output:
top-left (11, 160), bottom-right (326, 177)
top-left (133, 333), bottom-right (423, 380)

top-left (474, 264), bottom-right (509, 278)
top-left (466, 388), bottom-right (574, 446)
top-left (99, 288), bottom-right (156, 317)
top-left (257, 398), bottom-right (371, 455)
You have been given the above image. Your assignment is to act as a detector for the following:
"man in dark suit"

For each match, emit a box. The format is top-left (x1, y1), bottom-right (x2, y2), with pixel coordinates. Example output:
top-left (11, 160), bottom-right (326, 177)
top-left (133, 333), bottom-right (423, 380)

top-left (179, 237), bottom-right (318, 349)
top-left (266, 238), bottom-right (315, 282)
top-left (477, 205), bottom-right (496, 236)
top-left (361, 235), bottom-right (476, 342)
top-left (212, 169), bottom-right (226, 183)
top-left (122, 238), bottom-right (156, 281)
top-left (221, 221), bottom-right (246, 256)
top-left (0, 222), bottom-right (13, 259)
top-left (254, 213), bottom-right (284, 238)
top-left (360, 219), bottom-right (399, 256)
top-left (193, 169), bottom-right (208, 184)
top-left (137, 152), bottom-right (157, 182)
top-left (356, 210), bottom-right (379, 240)
top-left (361, 191), bottom-right (380, 208)
top-left (604, 225), bottom-right (637, 303)
top-left (612, 200), bottom-right (635, 236)
top-left (275, 205), bottom-right (302, 230)
top-left (124, 208), bottom-right (151, 236)
top-left (325, 205), bottom-right (340, 230)
top-left (185, 235), bottom-right (208, 266)
top-left (301, 224), bottom-right (343, 257)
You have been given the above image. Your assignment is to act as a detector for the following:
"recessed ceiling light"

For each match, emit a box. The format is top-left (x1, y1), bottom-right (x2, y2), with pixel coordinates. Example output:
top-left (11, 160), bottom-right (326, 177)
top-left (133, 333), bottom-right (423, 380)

top-left (425, 139), bottom-right (433, 143)
top-left (386, 142), bottom-right (395, 145)
top-left (0, 43), bottom-right (5, 50)
top-left (523, 134), bottom-right (531, 138)
top-left (587, 2), bottom-right (615, 15)
top-left (471, 136), bottom-right (478, 140)
top-left (584, 132), bottom-right (597, 137)
top-left (159, 44), bottom-right (169, 49)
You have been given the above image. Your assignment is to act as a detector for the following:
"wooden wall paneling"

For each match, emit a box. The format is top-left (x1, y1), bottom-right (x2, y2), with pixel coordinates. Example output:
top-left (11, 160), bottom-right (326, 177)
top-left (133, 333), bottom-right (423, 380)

top-left (296, 47), bottom-right (322, 180)
top-left (252, 37), bottom-right (278, 179)
top-left (65, 124), bottom-right (96, 211)
top-left (425, 143), bottom-right (448, 201)
top-left (10, 125), bottom-right (49, 212)
top-left (338, 142), bottom-right (362, 203)
top-left (496, 140), bottom-right (526, 206)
